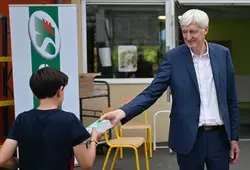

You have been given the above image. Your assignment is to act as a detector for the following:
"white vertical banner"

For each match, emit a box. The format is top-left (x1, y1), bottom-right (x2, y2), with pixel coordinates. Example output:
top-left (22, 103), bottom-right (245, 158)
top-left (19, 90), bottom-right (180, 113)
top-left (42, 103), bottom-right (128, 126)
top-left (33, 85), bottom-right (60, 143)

top-left (9, 4), bottom-right (80, 120)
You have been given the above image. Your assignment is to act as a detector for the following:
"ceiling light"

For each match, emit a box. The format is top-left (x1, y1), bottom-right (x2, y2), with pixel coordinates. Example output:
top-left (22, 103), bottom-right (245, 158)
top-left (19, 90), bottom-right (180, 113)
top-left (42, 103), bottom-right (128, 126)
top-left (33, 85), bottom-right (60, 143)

top-left (158, 16), bottom-right (166, 20)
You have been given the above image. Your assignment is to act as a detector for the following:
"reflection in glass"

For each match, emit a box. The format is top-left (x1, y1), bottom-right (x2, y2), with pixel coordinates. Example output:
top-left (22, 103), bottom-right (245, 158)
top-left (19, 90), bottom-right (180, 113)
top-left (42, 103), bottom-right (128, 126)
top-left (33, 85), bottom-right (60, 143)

top-left (86, 5), bottom-right (166, 78)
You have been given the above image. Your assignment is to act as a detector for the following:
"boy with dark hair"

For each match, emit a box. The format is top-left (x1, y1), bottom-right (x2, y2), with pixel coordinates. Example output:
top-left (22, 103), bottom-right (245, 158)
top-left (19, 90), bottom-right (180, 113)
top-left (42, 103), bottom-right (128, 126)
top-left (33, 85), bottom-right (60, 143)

top-left (0, 67), bottom-right (102, 170)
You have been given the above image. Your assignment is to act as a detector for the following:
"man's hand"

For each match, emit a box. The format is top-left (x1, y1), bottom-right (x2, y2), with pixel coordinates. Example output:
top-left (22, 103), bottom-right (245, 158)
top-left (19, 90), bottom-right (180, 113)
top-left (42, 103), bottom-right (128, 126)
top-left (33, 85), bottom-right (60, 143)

top-left (99, 109), bottom-right (126, 127)
top-left (230, 140), bottom-right (240, 164)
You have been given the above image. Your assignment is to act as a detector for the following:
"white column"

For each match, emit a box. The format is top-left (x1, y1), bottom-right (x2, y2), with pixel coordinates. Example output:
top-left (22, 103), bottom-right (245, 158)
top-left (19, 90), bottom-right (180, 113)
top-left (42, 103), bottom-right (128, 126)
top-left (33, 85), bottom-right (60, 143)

top-left (82, 0), bottom-right (88, 73)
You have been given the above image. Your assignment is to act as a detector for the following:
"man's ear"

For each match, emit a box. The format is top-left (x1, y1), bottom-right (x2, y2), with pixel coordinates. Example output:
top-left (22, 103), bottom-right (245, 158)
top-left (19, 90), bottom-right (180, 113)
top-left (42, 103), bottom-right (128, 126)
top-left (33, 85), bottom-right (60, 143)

top-left (204, 26), bottom-right (209, 35)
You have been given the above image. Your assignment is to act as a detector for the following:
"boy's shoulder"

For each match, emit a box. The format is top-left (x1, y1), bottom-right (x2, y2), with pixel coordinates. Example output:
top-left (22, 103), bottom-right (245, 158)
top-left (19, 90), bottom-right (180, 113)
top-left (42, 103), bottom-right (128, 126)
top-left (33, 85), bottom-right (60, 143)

top-left (17, 108), bottom-right (78, 121)
top-left (57, 110), bottom-right (79, 120)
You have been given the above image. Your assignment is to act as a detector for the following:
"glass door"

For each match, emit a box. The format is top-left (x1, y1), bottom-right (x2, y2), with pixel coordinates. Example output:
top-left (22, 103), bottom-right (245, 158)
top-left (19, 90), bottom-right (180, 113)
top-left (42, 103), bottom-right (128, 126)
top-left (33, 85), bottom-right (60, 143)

top-left (177, 0), bottom-right (250, 140)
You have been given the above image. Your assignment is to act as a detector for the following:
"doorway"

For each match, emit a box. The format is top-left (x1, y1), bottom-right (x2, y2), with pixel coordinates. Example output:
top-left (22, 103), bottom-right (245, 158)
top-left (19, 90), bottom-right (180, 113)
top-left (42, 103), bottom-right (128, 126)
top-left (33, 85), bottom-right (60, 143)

top-left (176, 4), bottom-right (250, 139)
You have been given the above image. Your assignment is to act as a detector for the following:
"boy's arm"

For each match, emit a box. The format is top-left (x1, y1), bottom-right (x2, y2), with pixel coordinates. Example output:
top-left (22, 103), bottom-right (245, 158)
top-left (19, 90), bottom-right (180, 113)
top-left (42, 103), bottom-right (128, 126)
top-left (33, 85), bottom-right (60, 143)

top-left (0, 139), bottom-right (19, 170)
top-left (70, 114), bottom-right (99, 170)
top-left (0, 114), bottom-right (21, 170)
top-left (73, 140), bottom-right (97, 170)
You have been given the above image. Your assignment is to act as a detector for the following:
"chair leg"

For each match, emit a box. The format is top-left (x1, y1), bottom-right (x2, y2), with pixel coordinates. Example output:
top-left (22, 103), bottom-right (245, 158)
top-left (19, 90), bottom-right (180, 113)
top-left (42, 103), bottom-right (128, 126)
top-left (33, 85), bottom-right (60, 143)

top-left (153, 114), bottom-right (157, 151)
top-left (148, 127), bottom-right (152, 158)
top-left (102, 147), bottom-right (113, 170)
top-left (110, 148), bottom-right (119, 170)
top-left (133, 147), bottom-right (140, 170)
top-left (119, 128), bottom-right (123, 159)
top-left (144, 142), bottom-right (150, 170)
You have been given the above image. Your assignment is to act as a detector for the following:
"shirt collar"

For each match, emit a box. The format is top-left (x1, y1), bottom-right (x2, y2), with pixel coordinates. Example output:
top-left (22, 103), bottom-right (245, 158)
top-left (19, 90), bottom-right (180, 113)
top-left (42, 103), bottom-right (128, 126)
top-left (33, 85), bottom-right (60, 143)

top-left (190, 40), bottom-right (209, 58)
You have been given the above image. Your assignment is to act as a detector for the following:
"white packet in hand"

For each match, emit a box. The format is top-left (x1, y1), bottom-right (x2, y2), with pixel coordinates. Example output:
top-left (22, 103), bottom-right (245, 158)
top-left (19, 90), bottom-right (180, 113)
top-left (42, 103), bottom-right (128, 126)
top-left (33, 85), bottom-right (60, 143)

top-left (86, 119), bottom-right (112, 134)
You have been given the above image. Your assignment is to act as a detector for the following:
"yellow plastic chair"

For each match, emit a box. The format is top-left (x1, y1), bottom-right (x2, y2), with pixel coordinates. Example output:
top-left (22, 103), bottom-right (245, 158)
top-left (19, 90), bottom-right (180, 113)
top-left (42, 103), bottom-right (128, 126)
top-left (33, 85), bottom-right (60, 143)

top-left (101, 107), bottom-right (150, 170)
top-left (119, 96), bottom-right (152, 158)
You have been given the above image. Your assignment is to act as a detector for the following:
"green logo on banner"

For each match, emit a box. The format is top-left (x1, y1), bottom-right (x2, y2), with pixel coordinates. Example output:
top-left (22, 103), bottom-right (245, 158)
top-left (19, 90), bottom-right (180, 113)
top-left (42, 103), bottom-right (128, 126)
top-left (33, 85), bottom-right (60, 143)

top-left (28, 7), bottom-right (61, 107)
top-left (29, 9), bottom-right (61, 61)
top-left (34, 16), bottom-right (56, 57)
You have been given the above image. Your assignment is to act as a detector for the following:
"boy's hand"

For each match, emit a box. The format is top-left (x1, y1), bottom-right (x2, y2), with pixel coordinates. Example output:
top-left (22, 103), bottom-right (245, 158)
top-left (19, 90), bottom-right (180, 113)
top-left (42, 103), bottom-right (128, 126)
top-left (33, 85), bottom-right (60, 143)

top-left (91, 127), bottom-right (103, 142)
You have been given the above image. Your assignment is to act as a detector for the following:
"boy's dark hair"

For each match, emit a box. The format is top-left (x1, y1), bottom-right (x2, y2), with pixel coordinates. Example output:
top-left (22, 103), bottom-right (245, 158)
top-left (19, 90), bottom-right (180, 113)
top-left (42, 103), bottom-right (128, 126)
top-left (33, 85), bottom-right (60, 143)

top-left (29, 67), bottom-right (68, 99)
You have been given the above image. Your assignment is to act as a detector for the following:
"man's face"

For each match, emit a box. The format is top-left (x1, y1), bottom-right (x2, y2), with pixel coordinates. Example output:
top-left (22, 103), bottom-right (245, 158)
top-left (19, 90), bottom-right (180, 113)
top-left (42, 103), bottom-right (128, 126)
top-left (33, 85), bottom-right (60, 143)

top-left (181, 23), bottom-right (208, 51)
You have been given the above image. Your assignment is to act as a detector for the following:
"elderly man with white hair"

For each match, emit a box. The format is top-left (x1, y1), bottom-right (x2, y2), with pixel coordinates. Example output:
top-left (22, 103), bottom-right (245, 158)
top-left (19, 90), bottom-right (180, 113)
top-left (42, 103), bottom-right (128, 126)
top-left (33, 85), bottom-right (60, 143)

top-left (99, 9), bottom-right (240, 170)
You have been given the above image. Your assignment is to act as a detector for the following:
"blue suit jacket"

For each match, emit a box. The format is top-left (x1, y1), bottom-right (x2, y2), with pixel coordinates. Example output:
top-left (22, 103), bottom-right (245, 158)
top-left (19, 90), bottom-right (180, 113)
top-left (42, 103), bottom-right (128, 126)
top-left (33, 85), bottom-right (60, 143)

top-left (120, 43), bottom-right (239, 154)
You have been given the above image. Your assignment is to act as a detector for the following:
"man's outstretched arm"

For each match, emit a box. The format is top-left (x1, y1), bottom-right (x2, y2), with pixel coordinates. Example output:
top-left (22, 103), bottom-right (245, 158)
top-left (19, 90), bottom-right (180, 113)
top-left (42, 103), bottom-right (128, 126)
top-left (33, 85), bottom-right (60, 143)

top-left (120, 53), bottom-right (172, 124)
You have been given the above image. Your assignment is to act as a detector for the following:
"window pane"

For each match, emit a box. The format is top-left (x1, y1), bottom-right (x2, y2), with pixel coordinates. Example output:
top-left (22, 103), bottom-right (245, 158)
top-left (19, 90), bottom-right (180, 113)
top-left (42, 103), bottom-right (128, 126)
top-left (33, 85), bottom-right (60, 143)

top-left (86, 5), bottom-right (166, 78)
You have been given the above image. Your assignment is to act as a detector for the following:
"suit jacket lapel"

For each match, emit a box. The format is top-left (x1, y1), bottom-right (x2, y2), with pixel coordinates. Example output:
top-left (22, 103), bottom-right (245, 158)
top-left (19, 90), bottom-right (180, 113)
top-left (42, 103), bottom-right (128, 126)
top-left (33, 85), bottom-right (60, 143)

top-left (208, 43), bottom-right (221, 94)
top-left (183, 45), bottom-right (200, 93)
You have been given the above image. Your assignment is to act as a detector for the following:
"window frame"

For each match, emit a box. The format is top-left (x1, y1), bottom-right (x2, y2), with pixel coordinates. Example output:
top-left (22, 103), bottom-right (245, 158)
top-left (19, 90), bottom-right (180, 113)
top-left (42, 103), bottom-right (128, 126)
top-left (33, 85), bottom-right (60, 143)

top-left (81, 0), bottom-right (174, 84)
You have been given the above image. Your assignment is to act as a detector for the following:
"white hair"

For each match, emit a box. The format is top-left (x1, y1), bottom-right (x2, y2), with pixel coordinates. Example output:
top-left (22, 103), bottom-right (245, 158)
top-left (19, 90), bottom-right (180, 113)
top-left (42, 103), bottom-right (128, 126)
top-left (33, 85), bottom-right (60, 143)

top-left (179, 9), bottom-right (209, 28)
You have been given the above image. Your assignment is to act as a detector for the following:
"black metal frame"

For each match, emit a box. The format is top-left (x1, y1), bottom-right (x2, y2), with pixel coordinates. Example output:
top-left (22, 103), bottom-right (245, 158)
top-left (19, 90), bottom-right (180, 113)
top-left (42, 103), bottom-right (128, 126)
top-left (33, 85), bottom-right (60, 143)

top-left (0, 15), bottom-right (14, 138)
top-left (1, 16), bottom-right (9, 137)
top-left (79, 80), bottom-right (110, 119)
top-left (79, 80), bottom-right (111, 138)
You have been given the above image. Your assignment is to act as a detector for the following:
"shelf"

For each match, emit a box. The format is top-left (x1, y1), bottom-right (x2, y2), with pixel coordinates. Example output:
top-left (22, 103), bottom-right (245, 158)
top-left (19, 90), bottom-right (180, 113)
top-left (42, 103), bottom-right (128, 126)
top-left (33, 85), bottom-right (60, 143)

top-left (0, 100), bottom-right (14, 107)
top-left (79, 80), bottom-right (111, 140)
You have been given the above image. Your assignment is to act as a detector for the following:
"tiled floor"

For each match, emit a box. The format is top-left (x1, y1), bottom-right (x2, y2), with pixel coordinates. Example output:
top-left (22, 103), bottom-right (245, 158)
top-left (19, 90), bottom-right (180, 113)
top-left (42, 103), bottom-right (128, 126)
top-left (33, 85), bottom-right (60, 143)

top-left (75, 141), bottom-right (250, 170)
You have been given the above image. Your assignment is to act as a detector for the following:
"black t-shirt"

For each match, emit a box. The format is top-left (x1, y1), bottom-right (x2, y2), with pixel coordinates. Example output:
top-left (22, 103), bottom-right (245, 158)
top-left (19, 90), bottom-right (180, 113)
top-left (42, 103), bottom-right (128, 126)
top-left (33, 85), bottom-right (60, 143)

top-left (8, 109), bottom-right (90, 170)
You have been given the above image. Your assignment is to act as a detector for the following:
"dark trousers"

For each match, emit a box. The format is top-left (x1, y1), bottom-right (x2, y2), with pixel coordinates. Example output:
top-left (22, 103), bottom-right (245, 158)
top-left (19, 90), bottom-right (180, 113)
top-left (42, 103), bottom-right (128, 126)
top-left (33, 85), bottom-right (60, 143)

top-left (177, 126), bottom-right (230, 170)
